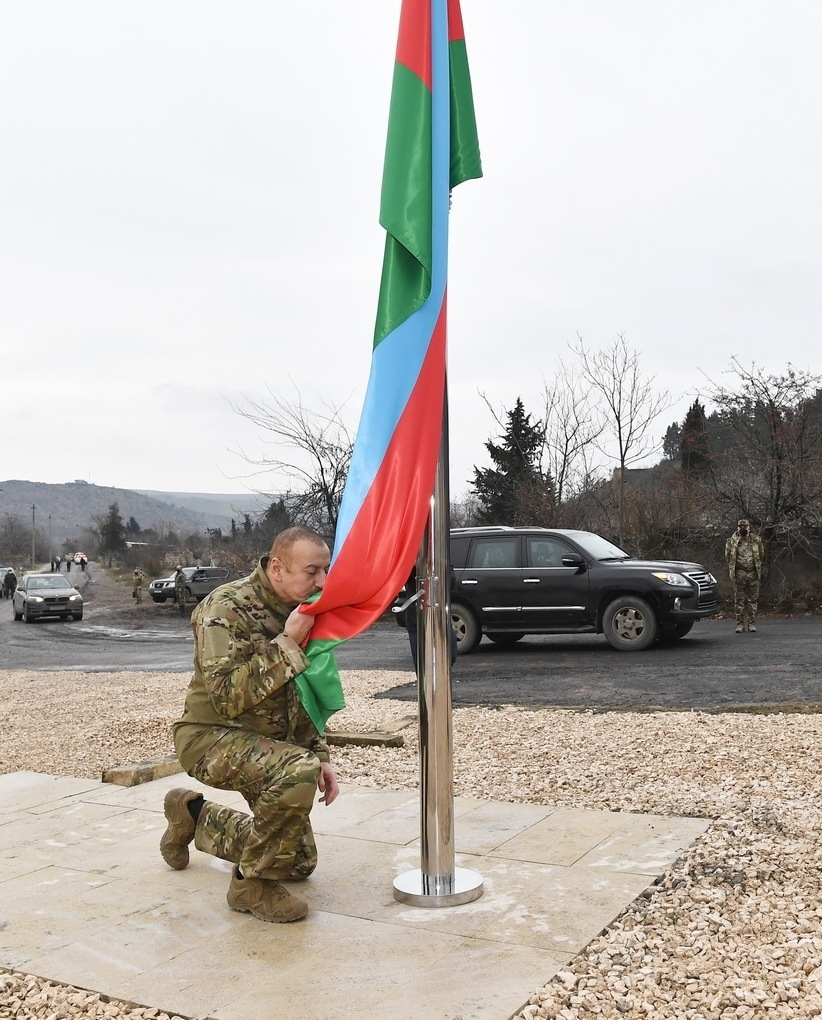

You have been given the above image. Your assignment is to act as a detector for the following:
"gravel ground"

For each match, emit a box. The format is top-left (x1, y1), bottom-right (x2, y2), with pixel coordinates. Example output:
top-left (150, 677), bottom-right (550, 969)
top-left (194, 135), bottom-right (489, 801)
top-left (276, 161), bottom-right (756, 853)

top-left (1, 667), bottom-right (821, 1019)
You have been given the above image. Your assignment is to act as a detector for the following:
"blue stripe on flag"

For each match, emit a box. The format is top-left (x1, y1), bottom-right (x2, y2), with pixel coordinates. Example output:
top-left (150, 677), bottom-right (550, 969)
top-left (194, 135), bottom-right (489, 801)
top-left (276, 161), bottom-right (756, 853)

top-left (332, 0), bottom-right (452, 559)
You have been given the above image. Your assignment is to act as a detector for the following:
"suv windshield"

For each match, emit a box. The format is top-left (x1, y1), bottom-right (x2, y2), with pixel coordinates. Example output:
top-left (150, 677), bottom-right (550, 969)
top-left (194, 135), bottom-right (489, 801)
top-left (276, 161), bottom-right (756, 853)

top-left (571, 532), bottom-right (629, 561)
top-left (29, 576), bottom-right (71, 590)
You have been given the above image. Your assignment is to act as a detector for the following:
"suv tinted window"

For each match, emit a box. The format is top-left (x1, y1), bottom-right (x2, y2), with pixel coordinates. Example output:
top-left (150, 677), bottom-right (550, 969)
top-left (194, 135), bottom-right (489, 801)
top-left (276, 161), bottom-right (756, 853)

top-left (467, 537), bottom-right (518, 569)
top-left (451, 535), bottom-right (471, 568)
top-left (526, 537), bottom-right (571, 568)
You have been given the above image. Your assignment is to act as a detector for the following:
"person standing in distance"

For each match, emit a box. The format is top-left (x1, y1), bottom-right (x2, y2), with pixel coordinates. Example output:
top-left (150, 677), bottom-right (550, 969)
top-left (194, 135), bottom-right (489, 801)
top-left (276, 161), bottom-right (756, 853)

top-left (159, 527), bottom-right (339, 923)
top-left (174, 565), bottom-right (187, 615)
top-left (132, 567), bottom-right (144, 604)
top-left (724, 518), bottom-right (764, 633)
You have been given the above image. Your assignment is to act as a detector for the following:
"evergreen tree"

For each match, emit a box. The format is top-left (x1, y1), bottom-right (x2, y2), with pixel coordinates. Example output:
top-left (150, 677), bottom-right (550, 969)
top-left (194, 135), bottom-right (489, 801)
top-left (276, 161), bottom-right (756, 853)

top-left (662, 421), bottom-right (681, 461)
top-left (125, 516), bottom-right (141, 536)
top-left (99, 502), bottom-right (126, 563)
top-left (471, 398), bottom-right (549, 524)
top-left (256, 499), bottom-right (293, 545)
top-left (680, 399), bottom-right (712, 471)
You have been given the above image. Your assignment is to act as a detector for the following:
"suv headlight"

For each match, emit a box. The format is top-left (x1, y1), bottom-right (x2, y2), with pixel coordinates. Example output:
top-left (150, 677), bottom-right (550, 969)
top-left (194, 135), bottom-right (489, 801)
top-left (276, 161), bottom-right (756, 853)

top-left (651, 572), bottom-right (692, 587)
top-left (69, 594), bottom-right (82, 602)
top-left (28, 595), bottom-right (44, 603)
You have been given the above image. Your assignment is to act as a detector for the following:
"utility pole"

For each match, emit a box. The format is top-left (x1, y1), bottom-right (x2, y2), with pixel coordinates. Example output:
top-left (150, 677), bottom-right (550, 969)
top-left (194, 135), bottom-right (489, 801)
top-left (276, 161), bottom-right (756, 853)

top-left (30, 504), bottom-right (36, 567)
top-left (48, 515), bottom-right (52, 570)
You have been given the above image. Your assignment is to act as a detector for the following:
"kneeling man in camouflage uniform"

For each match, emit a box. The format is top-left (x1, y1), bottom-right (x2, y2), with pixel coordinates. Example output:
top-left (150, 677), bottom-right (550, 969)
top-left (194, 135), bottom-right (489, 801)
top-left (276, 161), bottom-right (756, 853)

top-left (160, 526), bottom-right (338, 923)
top-left (724, 518), bottom-right (764, 633)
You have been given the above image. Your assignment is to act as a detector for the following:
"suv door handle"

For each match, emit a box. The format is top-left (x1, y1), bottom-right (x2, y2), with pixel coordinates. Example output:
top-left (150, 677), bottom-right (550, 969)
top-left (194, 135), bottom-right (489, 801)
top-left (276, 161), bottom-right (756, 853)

top-left (523, 578), bottom-right (541, 583)
top-left (461, 579), bottom-right (478, 585)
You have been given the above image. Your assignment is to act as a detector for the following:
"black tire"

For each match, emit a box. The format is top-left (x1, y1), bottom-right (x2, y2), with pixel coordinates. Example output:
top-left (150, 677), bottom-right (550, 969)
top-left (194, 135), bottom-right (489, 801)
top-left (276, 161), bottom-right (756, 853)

top-left (23, 606), bottom-right (34, 624)
top-left (487, 632), bottom-right (525, 645)
top-left (451, 603), bottom-right (481, 654)
top-left (152, 596), bottom-right (166, 604)
top-left (656, 621), bottom-right (694, 642)
top-left (603, 595), bottom-right (657, 651)
top-left (13, 608), bottom-right (22, 621)
top-left (73, 611), bottom-right (83, 621)
top-left (184, 587), bottom-right (192, 600)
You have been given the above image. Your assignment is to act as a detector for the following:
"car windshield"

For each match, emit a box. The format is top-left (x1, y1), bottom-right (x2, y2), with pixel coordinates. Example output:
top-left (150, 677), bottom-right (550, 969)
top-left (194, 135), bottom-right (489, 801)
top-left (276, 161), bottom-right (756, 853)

top-left (571, 533), bottom-right (630, 561)
top-left (28, 576), bottom-right (72, 590)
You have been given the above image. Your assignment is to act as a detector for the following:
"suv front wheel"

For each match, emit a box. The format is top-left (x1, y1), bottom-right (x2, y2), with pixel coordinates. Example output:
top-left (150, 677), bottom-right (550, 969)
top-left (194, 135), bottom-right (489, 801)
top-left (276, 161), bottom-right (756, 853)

top-left (451, 603), bottom-right (481, 655)
top-left (603, 595), bottom-right (657, 651)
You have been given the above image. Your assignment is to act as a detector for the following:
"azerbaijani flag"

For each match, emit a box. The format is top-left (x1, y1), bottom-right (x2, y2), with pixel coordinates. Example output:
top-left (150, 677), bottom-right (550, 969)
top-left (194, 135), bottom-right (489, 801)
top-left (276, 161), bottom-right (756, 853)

top-left (294, 0), bottom-right (482, 732)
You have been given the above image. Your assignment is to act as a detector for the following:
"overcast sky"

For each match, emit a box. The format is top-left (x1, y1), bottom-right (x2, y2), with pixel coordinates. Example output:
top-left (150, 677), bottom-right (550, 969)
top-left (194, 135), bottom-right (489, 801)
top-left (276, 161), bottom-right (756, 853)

top-left (2, 1), bottom-right (820, 501)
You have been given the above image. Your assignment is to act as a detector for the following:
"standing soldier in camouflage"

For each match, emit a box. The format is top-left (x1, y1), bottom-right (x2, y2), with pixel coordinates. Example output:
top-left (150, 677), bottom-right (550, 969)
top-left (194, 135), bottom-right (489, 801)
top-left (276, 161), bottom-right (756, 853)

top-left (132, 567), bottom-right (143, 604)
top-left (724, 518), bottom-right (764, 633)
top-left (174, 565), bottom-right (186, 615)
top-left (159, 527), bottom-right (338, 924)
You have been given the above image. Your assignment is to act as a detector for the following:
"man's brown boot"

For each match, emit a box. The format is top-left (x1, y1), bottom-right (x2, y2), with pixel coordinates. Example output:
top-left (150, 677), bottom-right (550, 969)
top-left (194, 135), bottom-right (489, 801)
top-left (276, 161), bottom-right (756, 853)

top-left (159, 788), bottom-right (201, 870)
top-left (227, 867), bottom-right (308, 923)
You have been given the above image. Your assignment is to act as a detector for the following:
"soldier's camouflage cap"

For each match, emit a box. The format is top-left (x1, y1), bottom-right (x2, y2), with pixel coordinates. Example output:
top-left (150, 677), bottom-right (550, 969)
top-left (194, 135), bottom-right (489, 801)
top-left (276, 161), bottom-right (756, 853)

top-left (737, 519), bottom-right (750, 526)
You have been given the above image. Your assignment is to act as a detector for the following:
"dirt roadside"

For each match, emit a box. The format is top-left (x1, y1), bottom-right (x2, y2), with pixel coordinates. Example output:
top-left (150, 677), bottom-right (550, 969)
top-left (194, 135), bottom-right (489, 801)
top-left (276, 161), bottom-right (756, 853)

top-left (78, 562), bottom-right (194, 630)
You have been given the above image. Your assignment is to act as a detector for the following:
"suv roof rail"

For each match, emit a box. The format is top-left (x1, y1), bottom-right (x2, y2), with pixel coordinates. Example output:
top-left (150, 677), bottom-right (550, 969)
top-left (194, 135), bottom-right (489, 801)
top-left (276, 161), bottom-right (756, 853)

top-left (450, 525), bottom-right (553, 534)
top-left (450, 526), bottom-right (515, 534)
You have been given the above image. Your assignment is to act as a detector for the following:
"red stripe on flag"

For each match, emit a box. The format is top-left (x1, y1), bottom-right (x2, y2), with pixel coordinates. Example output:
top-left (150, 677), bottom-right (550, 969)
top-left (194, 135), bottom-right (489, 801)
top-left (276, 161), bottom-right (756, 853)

top-left (448, 0), bottom-right (465, 42)
top-left (308, 298), bottom-right (448, 641)
top-left (396, 0), bottom-right (432, 90)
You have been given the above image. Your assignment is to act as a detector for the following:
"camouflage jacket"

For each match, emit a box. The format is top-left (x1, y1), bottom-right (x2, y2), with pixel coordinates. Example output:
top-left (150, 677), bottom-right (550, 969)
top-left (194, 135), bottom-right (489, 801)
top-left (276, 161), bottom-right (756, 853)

top-left (724, 532), bottom-right (764, 579)
top-left (173, 558), bottom-right (330, 770)
top-left (174, 570), bottom-right (186, 596)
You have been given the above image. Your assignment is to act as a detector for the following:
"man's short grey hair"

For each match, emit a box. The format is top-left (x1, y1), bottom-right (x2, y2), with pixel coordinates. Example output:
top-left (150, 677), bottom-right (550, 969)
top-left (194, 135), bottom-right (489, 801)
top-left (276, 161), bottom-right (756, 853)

top-left (269, 527), bottom-right (329, 566)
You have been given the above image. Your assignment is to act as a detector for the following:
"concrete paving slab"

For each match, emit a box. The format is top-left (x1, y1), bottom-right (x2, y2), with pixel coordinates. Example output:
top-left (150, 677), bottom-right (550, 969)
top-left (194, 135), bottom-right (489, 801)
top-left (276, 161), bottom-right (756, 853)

top-left (0, 771), bottom-right (711, 1020)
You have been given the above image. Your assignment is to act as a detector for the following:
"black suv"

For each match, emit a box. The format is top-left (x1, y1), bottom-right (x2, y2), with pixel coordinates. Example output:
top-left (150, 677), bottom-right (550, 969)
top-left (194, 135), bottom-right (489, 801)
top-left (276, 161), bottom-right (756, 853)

top-left (444, 526), bottom-right (719, 653)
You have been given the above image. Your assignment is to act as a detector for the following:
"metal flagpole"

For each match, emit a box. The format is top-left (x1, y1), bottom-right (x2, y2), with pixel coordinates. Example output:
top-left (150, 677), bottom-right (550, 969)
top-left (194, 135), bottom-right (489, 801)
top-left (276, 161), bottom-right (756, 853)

top-left (393, 390), bottom-right (483, 907)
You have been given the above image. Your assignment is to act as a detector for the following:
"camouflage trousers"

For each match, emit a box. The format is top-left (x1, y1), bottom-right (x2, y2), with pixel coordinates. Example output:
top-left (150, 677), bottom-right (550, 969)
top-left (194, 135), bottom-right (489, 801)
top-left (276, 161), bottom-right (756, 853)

top-left (733, 571), bottom-right (760, 625)
top-left (133, 587), bottom-right (142, 604)
top-left (188, 729), bottom-right (320, 881)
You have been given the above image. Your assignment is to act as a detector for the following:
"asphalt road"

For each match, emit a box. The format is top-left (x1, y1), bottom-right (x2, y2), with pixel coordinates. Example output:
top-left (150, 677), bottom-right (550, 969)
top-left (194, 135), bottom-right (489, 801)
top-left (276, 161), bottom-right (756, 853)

top-left (2, 580), bottom-right (820, 709)
top-left (372, 617), bottom-right (822, 712)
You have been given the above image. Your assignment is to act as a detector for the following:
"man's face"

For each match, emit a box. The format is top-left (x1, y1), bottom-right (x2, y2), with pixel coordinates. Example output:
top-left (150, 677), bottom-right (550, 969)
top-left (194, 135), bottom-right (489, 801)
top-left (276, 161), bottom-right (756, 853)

top-left (267, 539), bottom-right (330, 606)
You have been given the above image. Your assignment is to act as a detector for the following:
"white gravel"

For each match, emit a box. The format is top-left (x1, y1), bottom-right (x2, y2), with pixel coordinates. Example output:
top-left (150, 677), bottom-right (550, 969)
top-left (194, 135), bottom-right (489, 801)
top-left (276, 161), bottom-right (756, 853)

top-left (1, 667), bottom-right (821, 1019)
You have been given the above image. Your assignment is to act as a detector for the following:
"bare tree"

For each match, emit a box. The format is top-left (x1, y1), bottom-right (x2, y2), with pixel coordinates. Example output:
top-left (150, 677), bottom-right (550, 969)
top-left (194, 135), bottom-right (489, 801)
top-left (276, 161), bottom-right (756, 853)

top-left (540, 358), bottom-right (606, 506)
top-left (703, 359), bottom-right (822, 554)
top-left (572, 334), bottom-right (672, 546)
top-left (233, 389), bottom-right (354, 541)
top-left (0, 513), bottom-right (29, 561)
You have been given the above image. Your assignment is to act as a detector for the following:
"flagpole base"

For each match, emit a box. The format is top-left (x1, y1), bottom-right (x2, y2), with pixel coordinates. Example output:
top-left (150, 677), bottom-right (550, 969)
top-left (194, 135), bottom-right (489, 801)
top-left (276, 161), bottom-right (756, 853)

top-left (393, 868), bottom-right (484, 908)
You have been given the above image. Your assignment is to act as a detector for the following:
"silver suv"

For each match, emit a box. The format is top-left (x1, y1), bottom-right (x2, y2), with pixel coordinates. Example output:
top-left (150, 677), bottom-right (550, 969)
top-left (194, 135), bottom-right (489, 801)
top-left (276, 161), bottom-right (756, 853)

top-left (149, 566), bottom-right (235, 604)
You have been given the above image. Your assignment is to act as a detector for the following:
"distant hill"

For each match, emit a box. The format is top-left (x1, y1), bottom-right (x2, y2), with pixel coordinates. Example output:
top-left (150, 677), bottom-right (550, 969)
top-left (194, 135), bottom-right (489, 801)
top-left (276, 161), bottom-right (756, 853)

top-left (133, 490), bottom-right (267, 523)
top-left (0, 480), bottom-right (270, 545)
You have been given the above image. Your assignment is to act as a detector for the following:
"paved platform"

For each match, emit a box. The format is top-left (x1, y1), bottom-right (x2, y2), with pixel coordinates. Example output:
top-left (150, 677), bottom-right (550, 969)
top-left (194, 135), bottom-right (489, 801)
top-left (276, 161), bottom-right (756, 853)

top-left (0, 771), bottom-right (710, 1020)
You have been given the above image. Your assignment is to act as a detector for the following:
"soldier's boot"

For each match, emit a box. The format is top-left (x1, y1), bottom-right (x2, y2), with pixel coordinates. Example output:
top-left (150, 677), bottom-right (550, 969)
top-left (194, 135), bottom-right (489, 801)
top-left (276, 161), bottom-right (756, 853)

top-left (226, 867), bottom-right (308, 923)
top-left (748, 622), bottom-right (757, 632)
top-left (735, 622), bottom-right (744, 633)
top-left (160, 788), bottom-right (203, 870)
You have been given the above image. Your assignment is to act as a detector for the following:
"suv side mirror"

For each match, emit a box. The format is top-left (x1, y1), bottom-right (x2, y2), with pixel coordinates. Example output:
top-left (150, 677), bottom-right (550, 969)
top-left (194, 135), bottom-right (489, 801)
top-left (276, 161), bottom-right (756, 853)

top-left (561, 554), bottom-right (586, 571)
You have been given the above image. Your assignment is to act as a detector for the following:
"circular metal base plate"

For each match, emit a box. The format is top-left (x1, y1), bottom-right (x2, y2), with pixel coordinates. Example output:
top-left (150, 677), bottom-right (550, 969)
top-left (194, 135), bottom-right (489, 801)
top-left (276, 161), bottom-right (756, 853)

top-left (392, 868), bottom-right (484, 907)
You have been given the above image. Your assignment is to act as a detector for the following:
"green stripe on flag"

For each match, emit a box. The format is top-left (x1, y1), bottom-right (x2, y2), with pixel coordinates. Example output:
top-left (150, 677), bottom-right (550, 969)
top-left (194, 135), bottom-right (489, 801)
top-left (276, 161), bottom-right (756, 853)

top-left (449, 39), bottom-right (483, 188)
top-left (296, 637), bottom-right (346, 734)
top-left (374, 62), bottom-right (433, 347)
